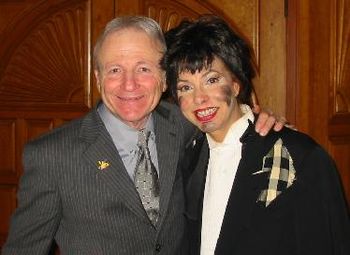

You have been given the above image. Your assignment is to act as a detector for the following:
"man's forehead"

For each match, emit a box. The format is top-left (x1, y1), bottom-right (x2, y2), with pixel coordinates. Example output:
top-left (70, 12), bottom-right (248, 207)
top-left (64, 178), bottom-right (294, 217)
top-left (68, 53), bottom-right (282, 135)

top-left (104, 28), bottom-right (163, 51)
top-left (99, 31), bottom-right (162, 60)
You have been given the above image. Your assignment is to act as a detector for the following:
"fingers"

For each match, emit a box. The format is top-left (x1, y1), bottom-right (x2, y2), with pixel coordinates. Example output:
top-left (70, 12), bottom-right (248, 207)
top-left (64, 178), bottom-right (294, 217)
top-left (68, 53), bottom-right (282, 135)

top-left (252, 104), bottom-right (261, 114)
top-left (255, 109), bottom-right (289, 136)
top-left (273, 117), bottom-right (285, 131)
top-left (255, 110), bottom-right (274, 136)
top-left (285, 122), bottom-right (297, 131)
top-left (256, 112), bottom-right (277, 136)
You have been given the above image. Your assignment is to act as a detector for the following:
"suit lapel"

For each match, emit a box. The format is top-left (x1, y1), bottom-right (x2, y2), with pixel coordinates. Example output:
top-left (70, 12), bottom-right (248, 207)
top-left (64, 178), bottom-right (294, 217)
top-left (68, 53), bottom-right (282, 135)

top-left (153, 105), bottom-right (182, 226)
top-left (185, 137), bottom-right (209, 254)
top-left (80, 108), bottom-right (147, 220)
top-left (185, 137), bottom-right (209, 220)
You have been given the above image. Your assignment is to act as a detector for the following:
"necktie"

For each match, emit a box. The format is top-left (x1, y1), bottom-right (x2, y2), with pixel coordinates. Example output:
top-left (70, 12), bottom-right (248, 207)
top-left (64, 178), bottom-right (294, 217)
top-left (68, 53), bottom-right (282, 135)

top-left (134, 129), bottom-right (160, 226)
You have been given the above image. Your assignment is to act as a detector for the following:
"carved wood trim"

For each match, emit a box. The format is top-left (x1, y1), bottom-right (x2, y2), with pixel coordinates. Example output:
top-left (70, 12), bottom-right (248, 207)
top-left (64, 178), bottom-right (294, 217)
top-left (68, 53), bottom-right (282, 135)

top-left (0, 0), bottom-right (90, 108)
top-left (329, 0), bottom-right (350, 143)
top-left (330, 0), bottom-right (350, 114)
top-left (139, 0), bottom-right (260, 72)
top-left (286, 0), bottom-right (298, 125)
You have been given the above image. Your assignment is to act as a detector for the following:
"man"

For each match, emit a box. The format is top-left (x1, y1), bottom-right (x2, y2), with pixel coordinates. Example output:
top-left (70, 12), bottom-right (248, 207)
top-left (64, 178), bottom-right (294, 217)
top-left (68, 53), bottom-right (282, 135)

top-left (162, 15), bottom-right (350, 255)
top-left (2, 16), bottom-right (280, 255)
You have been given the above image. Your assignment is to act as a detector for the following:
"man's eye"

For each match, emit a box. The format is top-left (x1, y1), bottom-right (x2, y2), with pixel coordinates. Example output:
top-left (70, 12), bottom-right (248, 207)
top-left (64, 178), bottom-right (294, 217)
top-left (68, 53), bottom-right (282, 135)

top-left (108, 67), bottom-right (120, 74)
top-left (139, 66), bottom-right (151, 73)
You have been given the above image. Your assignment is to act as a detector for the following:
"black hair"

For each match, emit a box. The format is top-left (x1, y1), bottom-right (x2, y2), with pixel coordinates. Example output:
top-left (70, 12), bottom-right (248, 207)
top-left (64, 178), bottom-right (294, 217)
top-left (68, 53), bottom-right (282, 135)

top-left (161, 15), bottom-right (255, 106)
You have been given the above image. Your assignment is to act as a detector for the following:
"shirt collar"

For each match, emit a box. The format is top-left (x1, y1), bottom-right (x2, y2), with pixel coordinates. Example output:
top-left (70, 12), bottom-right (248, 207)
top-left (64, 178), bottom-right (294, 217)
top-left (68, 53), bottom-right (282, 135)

top-left (97, 103), bottom-right (155, 152)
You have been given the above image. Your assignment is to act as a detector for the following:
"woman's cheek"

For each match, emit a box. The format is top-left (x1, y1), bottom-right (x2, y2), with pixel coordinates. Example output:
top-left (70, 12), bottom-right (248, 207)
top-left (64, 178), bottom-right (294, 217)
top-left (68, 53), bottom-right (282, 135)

top-left (178, 96), bottom-right (192, 112)
top-left (213, 85), bottom-right (233, 106)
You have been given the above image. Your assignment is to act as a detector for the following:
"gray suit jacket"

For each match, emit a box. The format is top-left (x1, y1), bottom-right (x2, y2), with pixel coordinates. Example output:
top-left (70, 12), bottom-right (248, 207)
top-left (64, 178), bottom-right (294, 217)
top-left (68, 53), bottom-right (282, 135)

top-left (2, 101), bottom-right (197, 255)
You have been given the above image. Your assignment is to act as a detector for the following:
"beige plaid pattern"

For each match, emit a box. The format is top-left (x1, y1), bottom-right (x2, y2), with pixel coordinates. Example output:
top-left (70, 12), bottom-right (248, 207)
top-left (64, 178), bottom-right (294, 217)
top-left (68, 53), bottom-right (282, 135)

top-left (254, 138), bottom-right (296, 207)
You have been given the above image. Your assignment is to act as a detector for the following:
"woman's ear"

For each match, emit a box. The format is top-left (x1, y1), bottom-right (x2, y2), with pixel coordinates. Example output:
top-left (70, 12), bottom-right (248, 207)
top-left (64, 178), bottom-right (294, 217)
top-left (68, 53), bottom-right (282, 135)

top-left (233, 81), bottom-right (240, 97)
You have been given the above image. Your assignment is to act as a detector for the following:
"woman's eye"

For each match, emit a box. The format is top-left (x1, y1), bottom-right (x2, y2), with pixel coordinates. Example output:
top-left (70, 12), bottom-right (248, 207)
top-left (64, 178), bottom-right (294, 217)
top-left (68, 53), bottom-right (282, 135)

top-left (177, 84), bottom-right (192, 93)
top-left (207, 76), bottom-right (220, 84)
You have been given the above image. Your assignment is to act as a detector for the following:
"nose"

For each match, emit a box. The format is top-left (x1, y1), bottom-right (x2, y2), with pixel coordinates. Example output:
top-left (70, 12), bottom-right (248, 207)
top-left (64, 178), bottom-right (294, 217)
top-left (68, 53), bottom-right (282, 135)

top-left (122, 72), bottom-right (138, 91)
top-left (193, 88), bottom-right (209, 105)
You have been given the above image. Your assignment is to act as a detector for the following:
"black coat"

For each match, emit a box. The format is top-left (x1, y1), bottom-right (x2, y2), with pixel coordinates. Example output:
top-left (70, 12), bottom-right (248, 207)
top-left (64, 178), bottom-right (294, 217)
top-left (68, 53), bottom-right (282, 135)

top-left (185, 121), bottom-right (350, 255)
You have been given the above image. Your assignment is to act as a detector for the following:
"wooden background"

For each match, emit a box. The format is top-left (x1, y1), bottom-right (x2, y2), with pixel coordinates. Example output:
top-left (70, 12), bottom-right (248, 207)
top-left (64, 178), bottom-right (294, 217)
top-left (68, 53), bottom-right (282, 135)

top-left (0, 0), bottom-right (349, 250)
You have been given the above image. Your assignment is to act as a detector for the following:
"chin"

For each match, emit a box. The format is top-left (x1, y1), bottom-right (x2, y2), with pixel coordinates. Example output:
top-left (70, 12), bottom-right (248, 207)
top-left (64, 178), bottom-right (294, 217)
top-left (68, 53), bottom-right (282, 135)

top-left (200, 122), bottom-right (218, 133)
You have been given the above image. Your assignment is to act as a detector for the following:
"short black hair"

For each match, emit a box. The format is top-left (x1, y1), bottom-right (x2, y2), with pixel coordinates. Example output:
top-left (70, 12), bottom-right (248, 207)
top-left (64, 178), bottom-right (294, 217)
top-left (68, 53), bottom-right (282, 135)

top-left (161, 15), bottom-right (255, 106)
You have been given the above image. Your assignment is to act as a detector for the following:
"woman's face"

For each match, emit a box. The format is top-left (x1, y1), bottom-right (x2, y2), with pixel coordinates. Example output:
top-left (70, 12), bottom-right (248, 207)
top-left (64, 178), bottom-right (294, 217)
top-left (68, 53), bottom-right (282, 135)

top-left (177, 57), bottom-right (243, 142)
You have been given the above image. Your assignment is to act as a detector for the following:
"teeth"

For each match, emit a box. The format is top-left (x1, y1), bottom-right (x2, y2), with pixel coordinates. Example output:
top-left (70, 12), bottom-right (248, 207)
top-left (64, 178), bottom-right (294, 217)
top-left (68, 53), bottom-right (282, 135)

top-left (118, 96), bottom-right (142, 101)
top-left (197, 108), bottom-right (217, 117)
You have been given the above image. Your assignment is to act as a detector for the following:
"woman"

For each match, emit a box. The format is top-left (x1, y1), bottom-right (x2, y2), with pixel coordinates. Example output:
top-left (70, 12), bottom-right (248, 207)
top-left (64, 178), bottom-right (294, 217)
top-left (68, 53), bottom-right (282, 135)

top-left (162, 15), bottom-right (350, 255)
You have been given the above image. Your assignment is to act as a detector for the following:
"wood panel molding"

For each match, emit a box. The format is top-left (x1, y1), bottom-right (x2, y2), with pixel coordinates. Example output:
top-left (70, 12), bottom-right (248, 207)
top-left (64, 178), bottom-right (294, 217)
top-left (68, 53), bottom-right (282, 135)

top-left (0, 0), bottom-right (93, 246)
top-left (0, 0), bottom-right (90, 109)
top-left (140, 0), bottom-right (260, 66)
top-left (331, 0), bottom-right (350, 114)
top-left (207, 0), bottom-right (260, 68)
top-left (0, 120), bottom-right (16, 178)
top-left (0, 185), bottom-right (17, 246)
top-left (329, 0), bottom-right (350, 143)
top-left (141, 0), bottom-right (225, 29)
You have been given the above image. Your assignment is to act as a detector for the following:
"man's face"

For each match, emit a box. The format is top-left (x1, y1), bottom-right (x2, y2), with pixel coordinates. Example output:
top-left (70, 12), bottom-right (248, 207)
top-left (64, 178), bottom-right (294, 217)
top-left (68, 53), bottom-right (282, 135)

top-left (94, 28), bottom-right (166, 129)
top-left (176, 57), bottom-right (242, 142)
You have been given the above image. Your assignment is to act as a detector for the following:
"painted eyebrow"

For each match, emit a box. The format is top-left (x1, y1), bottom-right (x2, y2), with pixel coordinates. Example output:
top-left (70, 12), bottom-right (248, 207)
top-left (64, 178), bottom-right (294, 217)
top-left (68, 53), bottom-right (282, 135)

top-left (177, 69), bottom-right (220, 81)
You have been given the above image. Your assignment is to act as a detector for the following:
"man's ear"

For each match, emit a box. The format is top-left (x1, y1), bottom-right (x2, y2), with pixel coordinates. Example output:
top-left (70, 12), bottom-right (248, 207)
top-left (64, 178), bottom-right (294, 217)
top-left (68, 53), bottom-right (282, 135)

top-left (162, 82), bottom-right (167, 93)
top-left (161, 73), bottom-right (167, 92)
top-left (94, 70), bottom-right (101, 92)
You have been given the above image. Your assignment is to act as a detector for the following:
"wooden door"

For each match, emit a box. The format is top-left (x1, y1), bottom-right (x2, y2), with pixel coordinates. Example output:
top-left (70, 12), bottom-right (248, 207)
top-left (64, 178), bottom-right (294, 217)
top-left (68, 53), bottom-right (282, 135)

top-left (0, 0), bottom-right (116, 247)
top-left (0, 0), bottom-right (289, 250)
top-left (286, 0), bottom-right (350, 206)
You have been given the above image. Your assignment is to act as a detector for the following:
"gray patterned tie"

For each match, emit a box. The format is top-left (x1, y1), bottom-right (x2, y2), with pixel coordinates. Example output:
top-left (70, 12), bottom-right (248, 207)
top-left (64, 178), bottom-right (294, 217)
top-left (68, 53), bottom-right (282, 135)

top-left (134, 129), bottom-right (160, 226)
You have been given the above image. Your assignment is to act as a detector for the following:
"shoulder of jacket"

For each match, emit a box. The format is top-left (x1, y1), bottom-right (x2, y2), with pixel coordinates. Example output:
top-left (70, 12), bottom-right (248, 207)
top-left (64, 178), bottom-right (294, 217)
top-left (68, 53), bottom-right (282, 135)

top-left (25, 109), bottom-right (93, 148)
top-left (276, 128), bottom-right (327, 170)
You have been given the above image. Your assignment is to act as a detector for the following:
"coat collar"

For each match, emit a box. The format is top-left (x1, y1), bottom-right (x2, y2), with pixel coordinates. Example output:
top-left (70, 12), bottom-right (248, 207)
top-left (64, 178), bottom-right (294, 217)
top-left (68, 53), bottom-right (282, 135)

top-left (153, 103), bottom-right (182, 227)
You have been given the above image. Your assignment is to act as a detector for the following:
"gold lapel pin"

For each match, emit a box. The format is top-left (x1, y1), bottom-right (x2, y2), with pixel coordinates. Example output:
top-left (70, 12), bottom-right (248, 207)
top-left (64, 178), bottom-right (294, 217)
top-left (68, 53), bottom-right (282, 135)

top-left (97, 160), bottom-right (110, 170)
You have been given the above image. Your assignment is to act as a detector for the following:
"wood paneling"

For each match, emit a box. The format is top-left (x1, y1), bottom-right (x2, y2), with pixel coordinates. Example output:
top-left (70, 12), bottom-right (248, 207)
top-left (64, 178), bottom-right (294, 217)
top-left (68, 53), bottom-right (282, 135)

top-left (287, 0), bottom-right (350, 205)
top-left (0, 0), bottom-right (349, 251)
top-left (0, 120), bottom-right (16, 179)
top-left (329, 0), bottom-right (350, 204)
top-left (0, 185), bottom-right (16, 246)
top-left (0, 0), bottom-right (93, 248)
top-left (0, 0), bottom-right (91, 109)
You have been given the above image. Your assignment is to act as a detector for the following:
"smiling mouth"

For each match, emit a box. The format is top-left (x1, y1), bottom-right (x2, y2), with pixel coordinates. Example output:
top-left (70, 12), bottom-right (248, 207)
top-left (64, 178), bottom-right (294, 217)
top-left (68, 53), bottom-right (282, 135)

top-left (194, 107), bottom-right (218, 122)
top-left (118, 95), bottom-right (144, 101)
